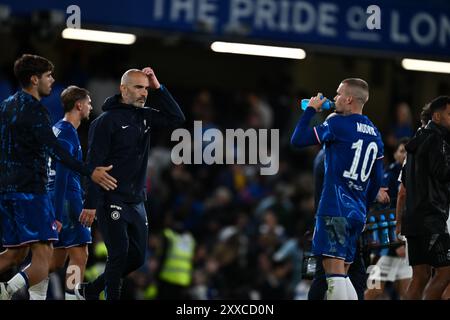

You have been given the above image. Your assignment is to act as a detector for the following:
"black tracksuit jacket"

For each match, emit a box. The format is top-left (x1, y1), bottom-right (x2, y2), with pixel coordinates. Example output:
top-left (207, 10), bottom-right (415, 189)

top-left (402, 121), bottom-right (450, 236)
top-left (84, 85), bottom-right (185, 209)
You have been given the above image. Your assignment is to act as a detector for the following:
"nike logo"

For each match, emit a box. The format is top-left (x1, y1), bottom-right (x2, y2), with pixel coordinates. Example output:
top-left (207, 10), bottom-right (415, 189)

top-left (121, 125), bottom-right (129, 129)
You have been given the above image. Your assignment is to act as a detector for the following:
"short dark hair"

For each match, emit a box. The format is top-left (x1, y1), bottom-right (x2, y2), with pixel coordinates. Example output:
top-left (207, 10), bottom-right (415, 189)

top-left (342, 78), bottom-right (369, 90)
top-left (428, 96), bottom-right (450, 115)
top-left (341, 78), bottom-right (369, 104)
top-left (60, 86), bottom-right (90, 113)
top-left (13, 54), bottom-right (54, 88)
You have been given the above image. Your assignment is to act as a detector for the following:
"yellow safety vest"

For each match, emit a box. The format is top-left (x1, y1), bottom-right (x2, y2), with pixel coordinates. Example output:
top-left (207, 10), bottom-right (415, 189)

top-left (159, 228), bottom-right (195, 286)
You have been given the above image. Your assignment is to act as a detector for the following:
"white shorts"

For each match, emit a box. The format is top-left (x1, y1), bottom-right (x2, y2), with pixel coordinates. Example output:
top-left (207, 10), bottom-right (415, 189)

top-left (368, 255), bottom-right (412, 282)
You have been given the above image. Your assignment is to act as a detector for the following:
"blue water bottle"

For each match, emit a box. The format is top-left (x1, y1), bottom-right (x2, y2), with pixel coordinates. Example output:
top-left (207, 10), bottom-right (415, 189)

top-left (301, 95), bottom-right (335, 110)
top-left (367, 216), bottom-right (379, 246)
top-left (378, 214), bottom-right (390, 246)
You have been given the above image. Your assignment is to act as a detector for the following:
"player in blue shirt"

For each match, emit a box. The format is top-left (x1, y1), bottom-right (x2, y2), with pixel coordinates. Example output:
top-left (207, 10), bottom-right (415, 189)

top-left (44, 86), bottom-right (93, 299)
top-left (0, 55), bottom-right (117, 300)
top-left (291, 78), bottom-right (384, 300)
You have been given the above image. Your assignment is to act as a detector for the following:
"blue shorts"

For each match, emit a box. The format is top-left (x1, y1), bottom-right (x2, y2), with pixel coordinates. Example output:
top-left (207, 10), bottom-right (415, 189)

top-left (0, 193), bottom-right (58, 247)
top-left (50, 194), bottom-right (92, 249)
top-left (312, 216), bottom-right (365, 263)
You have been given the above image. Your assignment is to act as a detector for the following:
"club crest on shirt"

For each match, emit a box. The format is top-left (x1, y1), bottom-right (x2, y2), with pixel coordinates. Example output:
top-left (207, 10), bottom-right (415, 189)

top-left (111, 210), bottom-right (121, 220)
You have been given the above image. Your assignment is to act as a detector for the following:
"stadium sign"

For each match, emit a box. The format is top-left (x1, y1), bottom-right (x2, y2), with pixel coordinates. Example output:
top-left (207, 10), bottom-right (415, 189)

top-left (148, 0), bottom-right (450, 57)
top-left (3, 0), bottom-right (450, 57)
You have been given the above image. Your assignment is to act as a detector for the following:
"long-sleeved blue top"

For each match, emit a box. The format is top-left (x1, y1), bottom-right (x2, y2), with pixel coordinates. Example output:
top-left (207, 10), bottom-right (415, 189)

top-left (0, 91), bottom-right (92, 194)
top-left (291, 107), bottom-right (384, 222)
top-left (47, 120), bottom-right (83, 222)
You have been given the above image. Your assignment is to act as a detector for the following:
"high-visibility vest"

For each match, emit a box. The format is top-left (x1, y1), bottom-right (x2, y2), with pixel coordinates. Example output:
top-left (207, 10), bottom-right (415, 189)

top-left (159, 228), bottom-right (195, 286)
top-left (143, 283), bottom-right (158, 300)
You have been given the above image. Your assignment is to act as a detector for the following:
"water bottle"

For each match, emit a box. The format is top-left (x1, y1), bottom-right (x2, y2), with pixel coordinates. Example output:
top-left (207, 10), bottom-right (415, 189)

top-left (302, 252), bottom-right (317, 279)
top-left (366, 216), bottom-right (379, 246)
top-left (301, 95), bottom-right (335, 110)
top-left (306, 256), bottom-right (317, 278)
top-left (378, 214), bottom-right (390, 246)
top-left (388, 213), bottom-right (397, 243)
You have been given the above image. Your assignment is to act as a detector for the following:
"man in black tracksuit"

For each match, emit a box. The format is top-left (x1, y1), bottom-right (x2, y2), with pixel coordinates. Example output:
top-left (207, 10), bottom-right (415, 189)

top-left (400, 96), bottom-right (450, 300)
top-left (75, 67), bottom-right (185, 300)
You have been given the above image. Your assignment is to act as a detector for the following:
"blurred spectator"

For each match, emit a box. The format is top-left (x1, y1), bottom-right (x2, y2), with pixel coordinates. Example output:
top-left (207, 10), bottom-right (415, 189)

top-left (258, 210), bottom-right (286, 255)
top-left (386, 102), bottom-right (414, 152)
top-left (245, 92), bottom-right (273, 129)
top-left (255, 182), bottom-right (295, 235)
top-left (156, 214), bottom-right (196, 300)
top-left (272, 223), bottom-right (307, 298)
top-left (382, 138), bottom-right (409, 207)
top-left (191, 89), bottom-right (216, 128)
top-left (257, 255), bottom-right (290, 299)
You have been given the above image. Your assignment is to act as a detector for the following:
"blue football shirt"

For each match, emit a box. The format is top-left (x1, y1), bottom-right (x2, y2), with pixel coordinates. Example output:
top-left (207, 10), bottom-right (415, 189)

top-left (47, 120), bottom-right (83, 221)
top-left (313, 114), bottom-right (384, 222)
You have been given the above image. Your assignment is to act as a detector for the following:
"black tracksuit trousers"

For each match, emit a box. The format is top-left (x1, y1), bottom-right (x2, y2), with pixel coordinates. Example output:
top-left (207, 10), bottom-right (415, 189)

top-left (90, 199), bottom-right (148, 300)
